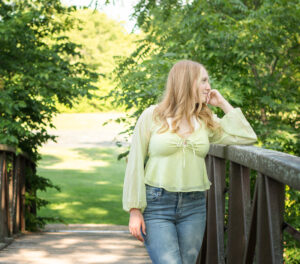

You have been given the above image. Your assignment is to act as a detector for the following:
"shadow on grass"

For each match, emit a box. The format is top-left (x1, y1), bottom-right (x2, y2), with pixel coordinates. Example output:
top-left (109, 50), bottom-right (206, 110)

top-left (37, 146), bottom-right (129, 225)
top-left (73, 147), bottom-right (119, 161)
top-left (37, 154), bottom-right (63, 166)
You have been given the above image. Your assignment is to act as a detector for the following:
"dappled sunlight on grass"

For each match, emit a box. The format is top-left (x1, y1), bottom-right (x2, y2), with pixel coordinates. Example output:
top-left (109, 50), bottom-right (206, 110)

top-left (35, 112), bottom-right (130, 225)
top-left (54, 193), bottom-right (71, 198)
top-left (47, 159), bottom-right (110, 171)
top-left (50, 201), bottom-right (83, 210)
top-left (37, 146), bottom-right (129, 225)
top-left (45, 112), bottom-right (127, 131)
top-left (85, 208), bottom-right (108, 216)
top-left (72, 147), bottom-right (119, 161)
top-left (38, 147), bottom-right (111, 171)
top-left (37, 154), bottom-right (63, 166)
top-left (95, 181), bottom-right (110, 185)
top-left (97, 194), bottom-right (120, 202)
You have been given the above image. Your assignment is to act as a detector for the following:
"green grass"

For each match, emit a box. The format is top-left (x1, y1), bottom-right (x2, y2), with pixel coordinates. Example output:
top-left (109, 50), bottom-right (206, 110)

top-left (36, 146), bottom-right (129, 225)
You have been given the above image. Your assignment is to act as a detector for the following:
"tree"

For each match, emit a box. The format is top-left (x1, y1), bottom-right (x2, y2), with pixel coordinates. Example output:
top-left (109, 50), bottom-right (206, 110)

top-left (55, 8), bottom-right (140, 113)
top-left (110, 0), bottom-right (300, 156)
top-left (0, 0), bottom-right (98, 229)
top-left (106, 0), bottom-right (300, 261)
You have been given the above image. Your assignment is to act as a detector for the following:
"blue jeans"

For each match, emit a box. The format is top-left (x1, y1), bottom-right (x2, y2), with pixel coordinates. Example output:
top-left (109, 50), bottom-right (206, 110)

top-left (141, 184), bottom-right (207, 264)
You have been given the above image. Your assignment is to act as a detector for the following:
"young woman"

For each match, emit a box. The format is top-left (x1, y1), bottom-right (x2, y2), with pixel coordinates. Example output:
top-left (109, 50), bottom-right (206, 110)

top-left (122, 60), bottom-right (257, 264)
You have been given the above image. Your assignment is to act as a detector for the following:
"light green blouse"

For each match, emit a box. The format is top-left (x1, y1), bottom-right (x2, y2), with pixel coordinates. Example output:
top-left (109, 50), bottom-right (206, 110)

top-left (122, 104), bottom-right (258, 213)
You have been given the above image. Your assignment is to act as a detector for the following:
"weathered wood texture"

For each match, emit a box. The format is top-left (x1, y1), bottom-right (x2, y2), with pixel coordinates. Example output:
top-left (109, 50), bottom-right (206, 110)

top-left (0, 144), bottom-right (34, 249)
top-left (1, 143), bottom-right (299, 264)
top-left (197, 144), bottom-right (300, 264)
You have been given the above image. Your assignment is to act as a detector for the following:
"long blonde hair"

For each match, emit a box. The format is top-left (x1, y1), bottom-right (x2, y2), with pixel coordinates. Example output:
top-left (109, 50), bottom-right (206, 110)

top-left (153, 60), bottom-right (222, 135)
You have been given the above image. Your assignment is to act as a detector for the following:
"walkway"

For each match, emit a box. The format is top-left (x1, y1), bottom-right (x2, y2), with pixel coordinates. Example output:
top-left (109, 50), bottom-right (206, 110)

top-left (0, 224), bottom-right (151, 264)
top-left (0, 113), bottom-right (152, 263)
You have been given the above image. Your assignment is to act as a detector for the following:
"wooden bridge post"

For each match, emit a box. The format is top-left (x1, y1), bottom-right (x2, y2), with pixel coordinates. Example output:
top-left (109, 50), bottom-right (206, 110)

top-left (196, 145), bottom-right (299, 264)
top-left (199, 155), bottom-right (226, 264)
top-left (0, 152), bottom-right (9, 241)
top-left (20, 157), bottom-right (26, 232)
top-left (226, 162), bottom-right (251, 263)
top-left (0, 145), bottom-right (29, 246)
top-left (256, 173), bottom-right (285, 263)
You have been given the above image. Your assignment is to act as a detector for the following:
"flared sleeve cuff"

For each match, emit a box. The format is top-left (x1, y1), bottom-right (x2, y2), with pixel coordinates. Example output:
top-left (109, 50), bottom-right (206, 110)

top-left (209, 107), bottom-right (258, 145)
top-left (122, 200), bottom-right (147, 214)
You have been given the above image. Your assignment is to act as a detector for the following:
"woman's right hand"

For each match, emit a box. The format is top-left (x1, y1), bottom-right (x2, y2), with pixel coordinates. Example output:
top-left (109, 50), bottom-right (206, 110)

top-left (129, 208), bottom-right (146, 242)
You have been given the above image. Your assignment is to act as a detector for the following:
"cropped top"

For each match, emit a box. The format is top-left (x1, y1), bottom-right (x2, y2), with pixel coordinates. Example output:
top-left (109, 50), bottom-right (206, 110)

top-left (122, 104), bottom-right (258, 213)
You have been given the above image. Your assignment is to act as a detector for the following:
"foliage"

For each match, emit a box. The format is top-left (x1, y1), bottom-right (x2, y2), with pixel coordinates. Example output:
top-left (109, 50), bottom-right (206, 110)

top-left (37, 146), bottom-right (129, 225)
top-left (109, 0), bottom-right (300, 156)
top-left (54, 8), bottom-right (141, 113)
top-left (105, 0), bottom-right (300, 261)
top-left (0, 0), bottom-right (98, 230)
top-left (24, 164), bottom-right (67, 231)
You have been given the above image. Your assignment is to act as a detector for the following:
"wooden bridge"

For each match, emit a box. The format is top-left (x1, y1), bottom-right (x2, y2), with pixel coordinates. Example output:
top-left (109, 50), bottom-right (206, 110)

top-left (0, 143), bottom-right (299, 263)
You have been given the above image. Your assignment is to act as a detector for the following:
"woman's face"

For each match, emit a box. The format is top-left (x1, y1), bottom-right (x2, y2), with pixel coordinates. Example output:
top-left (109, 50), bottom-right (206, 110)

top-left (195, 68), bottom-right (211, 104)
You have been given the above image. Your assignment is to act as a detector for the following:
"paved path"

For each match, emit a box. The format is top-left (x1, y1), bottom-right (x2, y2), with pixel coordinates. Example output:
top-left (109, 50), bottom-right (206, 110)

top-left (0, 224), bottom-right (151, 264)
top-left (0, 113), bottom-right (151, 263)
top-left (42, 112), bottom-right (130, 148)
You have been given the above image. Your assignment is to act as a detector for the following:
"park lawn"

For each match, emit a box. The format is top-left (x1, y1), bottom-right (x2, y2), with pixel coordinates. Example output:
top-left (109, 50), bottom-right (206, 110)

top-left (36, 145), bottom-right (130, 226)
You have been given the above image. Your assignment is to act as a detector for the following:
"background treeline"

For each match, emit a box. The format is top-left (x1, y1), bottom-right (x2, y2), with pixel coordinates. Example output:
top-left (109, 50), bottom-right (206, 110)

top-left (0, 0), bottom-right (139, 230)
top-left (110, 0), bottom-right (300, 156)
top-left (0, 0), bottom-right (98, 229)
top-left (106, 0), bottom-right (299, 262)
top-left (56, 8), bottom-right (140, 113)
top-left (0, 0), bottom-right (299, 262)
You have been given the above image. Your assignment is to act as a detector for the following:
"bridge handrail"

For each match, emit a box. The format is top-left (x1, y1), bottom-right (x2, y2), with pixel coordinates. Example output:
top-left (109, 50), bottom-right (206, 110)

top-left (209, 144), bottom-right (300, 188)
top-left (1, 143), bottom-right (299, 262)
top-left (0, 144), bottom-right (35, 249)
top-left (198, 144), bottom-right (300, 264)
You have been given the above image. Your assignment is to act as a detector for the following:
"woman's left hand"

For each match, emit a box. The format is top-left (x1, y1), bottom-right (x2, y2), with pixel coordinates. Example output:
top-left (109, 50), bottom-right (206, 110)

top-left (206, 89), bottom-right (226, 107)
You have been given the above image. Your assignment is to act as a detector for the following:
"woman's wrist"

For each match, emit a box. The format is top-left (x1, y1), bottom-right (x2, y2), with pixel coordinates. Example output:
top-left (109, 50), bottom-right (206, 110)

top-left (218, 98), bottom-right (234, 114)
top-left (130, 208), bottom-right (141, 213)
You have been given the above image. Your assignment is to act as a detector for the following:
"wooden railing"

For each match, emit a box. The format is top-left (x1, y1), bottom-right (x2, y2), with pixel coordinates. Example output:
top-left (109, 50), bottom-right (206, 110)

top-left (0, 144), bottom-right (35, 249)
top-left (1, 142), bottom-right (299, 262)
top-left (197, 144), bottom-right (300, 264)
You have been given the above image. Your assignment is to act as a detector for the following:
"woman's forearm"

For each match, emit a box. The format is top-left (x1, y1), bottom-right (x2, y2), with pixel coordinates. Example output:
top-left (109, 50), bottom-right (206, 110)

top-left (219, 98), bottom-right (234, 114)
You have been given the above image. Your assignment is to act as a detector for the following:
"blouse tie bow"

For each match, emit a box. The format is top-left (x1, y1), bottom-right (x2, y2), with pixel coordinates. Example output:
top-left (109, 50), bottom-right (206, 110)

top-left (175, 138), bottom-right (197, 168)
